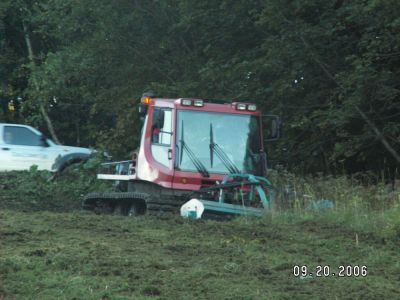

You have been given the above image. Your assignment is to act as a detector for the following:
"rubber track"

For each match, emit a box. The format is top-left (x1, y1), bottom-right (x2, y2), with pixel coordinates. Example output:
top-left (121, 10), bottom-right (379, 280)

top-left (83, 192), bottom-right (231, 219)
top-left (83, 192), bottom-right (185, 216)
top-left (82, 192), bottom-right (149, 215)
top-left (146, 195), bottom-right (185, 216)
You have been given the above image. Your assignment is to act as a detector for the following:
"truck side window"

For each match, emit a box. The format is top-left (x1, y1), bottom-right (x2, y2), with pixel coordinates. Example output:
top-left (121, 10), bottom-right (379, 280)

top-left (151, 108), bottom-right (172, 167)
top-left (3, 126), bottom-right (42, 146)
top-left (151, 108), bottom-right (172, 145)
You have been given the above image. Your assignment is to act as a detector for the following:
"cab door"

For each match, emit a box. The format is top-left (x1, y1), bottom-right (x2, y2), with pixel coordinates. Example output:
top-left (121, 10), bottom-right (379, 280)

top-left (1, 125), bottom-right (50, 171)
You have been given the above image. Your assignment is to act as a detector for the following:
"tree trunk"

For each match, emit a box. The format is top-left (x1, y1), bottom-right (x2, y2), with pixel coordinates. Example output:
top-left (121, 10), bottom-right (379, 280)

top-left (23, 22), bottom-right (61, 144)
top-left (299, 35), bottom-right (400, 164)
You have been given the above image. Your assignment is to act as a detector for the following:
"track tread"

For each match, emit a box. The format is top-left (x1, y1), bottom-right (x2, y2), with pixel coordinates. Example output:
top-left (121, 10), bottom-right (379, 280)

top-left (83, 192), bottom-right (185, 216)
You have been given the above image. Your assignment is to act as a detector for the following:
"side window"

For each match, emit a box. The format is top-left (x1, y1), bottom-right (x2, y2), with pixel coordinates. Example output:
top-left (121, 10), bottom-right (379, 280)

top-left (151, 108), bottom-right (172, 145)
top-left (3, 126), bottom-right (42, 146)
top-left (151, 108), bottom-right (172, 167)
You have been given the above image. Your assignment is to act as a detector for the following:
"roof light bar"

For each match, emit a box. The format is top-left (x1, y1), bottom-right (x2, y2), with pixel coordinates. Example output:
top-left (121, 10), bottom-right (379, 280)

top-left (181, 99), bottom-right (193, 106)
top-left (234, 102), bottom-right (257, 111)
top-left (193, 99), bottom-right (204, 107)
top-left (179, 98), bottom-right (204, 107)
top-left (247, 104), bottom-right (257, 111)
top-left (236, 103), bottom-right (247, 110)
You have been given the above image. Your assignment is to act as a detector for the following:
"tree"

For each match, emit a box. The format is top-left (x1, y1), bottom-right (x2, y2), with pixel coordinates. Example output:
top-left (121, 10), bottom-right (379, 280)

top-left (1, 0), bottom-right (398, 175)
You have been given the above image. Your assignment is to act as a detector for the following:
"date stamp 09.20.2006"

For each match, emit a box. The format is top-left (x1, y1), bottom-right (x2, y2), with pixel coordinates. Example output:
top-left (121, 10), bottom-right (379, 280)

top-left (293, 265), bottom-right (368, 278)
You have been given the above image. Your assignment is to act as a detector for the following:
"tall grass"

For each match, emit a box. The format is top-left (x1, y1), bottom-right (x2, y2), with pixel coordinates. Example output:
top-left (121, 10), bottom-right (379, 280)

top-left (265, 167), bottom-right (400, 244)
top-left (268, 168), bottom-right (399, 211)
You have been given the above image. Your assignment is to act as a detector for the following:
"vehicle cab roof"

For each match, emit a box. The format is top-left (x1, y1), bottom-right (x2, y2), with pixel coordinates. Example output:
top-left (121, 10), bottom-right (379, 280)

top-left (148, 97), bottom-right (261, 116)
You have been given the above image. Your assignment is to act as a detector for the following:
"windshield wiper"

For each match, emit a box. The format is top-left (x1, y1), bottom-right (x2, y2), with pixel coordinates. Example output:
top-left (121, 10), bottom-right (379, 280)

top-left (179, 120), bottom-right (210, 178)
top-left (209, 123), bottom-right (241, 174)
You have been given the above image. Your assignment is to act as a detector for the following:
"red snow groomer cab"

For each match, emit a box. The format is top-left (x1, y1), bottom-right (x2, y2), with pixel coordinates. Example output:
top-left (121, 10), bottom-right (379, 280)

top-left (84, 94), bottom-right (281, 218)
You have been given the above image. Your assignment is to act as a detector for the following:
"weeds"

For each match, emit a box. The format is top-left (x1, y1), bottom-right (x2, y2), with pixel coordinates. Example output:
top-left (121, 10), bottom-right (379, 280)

top-left (269, 168), bottom-right (399, 212)
top-left (0, 155), bottom-right (111, 212)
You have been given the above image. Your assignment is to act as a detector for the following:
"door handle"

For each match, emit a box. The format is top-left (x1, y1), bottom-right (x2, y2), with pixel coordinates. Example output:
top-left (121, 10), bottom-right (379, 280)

top-left (168, 149), bottom-right (172, 160)
top-left (1, 147), bottom-right (10, 151)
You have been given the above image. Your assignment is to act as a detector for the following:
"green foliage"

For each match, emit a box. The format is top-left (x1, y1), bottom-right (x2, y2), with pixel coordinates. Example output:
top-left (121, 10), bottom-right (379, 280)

top-left (0, 0), bottom-right (399, 172)
top-left (0, 157), bottom-right (111, 212)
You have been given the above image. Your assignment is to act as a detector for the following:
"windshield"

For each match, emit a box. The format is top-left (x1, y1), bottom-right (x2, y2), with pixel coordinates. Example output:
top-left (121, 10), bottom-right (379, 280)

top-left (176, 110), bottom-right (263, 175)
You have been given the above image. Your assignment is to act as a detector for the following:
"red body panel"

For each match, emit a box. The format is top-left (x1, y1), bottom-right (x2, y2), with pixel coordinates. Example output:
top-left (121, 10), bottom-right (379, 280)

top-left (134, 98), bottom-right (264, 191)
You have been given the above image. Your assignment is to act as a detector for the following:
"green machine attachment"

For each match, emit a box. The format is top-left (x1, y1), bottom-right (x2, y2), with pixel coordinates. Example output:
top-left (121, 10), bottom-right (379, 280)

top-left (186, 173), bottom-right (273, 218)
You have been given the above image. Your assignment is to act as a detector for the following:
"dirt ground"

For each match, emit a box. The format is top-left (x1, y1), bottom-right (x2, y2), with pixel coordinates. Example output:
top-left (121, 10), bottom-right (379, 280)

top-left (1, 209), bottom-right (399, 299)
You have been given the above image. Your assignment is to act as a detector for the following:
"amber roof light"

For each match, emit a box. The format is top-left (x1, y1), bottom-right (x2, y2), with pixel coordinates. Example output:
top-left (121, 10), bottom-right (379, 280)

top-left (141, 96), bottom-right (152, 105)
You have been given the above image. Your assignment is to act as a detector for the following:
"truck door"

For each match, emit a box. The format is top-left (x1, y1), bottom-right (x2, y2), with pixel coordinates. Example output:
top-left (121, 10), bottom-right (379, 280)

top-left (1, 125), bottom-right (50, 171)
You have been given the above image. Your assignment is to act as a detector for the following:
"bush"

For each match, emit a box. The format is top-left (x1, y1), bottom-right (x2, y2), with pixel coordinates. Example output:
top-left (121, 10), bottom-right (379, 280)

top-left (0, 155), bottom-right (111, 212)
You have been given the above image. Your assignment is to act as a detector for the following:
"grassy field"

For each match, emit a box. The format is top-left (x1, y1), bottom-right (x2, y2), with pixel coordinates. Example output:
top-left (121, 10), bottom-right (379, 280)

top-left (1, 208), bottom-right (400, 299)
top-left (1, 167), bottom-right (400, 299)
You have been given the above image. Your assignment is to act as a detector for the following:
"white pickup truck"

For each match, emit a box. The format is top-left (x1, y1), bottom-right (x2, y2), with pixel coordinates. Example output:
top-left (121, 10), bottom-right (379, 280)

top-left (0, 123), bottom-right (93, 172)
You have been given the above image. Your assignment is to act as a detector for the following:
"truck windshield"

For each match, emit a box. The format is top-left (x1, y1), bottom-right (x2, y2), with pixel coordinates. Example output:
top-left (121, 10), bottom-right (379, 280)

top-left (176, 110), bottom-right (263, 175)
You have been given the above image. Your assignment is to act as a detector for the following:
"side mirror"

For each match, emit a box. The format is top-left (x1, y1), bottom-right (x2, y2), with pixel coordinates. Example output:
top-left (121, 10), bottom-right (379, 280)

top-left (40, 134), bottom-right (50, 147)
top-left (157, 110), bottom-right (165, 127)
top-left (263, 114), bottom-right (282, 142)
top-left (138, 104), bottom-right (148, 117)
